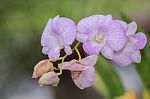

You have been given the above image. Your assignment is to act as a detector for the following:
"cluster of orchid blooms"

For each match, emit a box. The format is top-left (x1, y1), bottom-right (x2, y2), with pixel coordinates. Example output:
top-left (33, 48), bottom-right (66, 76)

top-left (32, 14), bottom-right (147, 89)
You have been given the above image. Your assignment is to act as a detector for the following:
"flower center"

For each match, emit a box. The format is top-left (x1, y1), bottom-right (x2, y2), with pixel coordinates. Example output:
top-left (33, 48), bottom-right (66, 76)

top-left (71, 71), bottom-right (81, 79)
top-left (95, 33), bottom-right (104, 43)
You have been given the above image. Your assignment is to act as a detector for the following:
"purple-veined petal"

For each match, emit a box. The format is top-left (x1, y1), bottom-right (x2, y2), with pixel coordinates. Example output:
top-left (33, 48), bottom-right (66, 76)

top-left (79, 55), bottom-right (98, 66)
top-left (126, 21), bottom-right (137, 36)
top-left (73, 66), bottom-right (95, 89)
top-left (41, 18), bottom-right (53, 46)
top-left (130, 50), bottom-right (141, 63)
top-left (52, 15), bottom-right (60, 35)
top-left (107, 21), bottom-right (127, 51)
top-left (56, 17), bottom-right (77, 45)
top-left (58, 35), bottom-right (64, 49)
top-left (101, 44), bottom-right (114, 59)
top-left (58, 60), bottom-right (88, 71)
top-left (42, 34), bottom-right (61, 58)
top-left (83, 41), bottom-right (102, 55)
top-left (114, 20), bottom-right (128, 30)
top-left (77, 15), bottom-right (105, 35)
top-left (76, 33), bottom-right (89, 43)
top-left (135, 32), bottom-right (147, 49)
top-left (45, 35), bottom-right (60, 51)
top-left (48, 49), bottom-right (60, 58)
top-left (113, 52), bottom-right (132, 66)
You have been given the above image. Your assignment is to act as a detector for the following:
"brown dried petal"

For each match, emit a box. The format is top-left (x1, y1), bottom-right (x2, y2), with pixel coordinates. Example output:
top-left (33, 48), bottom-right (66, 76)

top-left (38, 71), bottom-right (60, 86)
top-left (32, 59), bottom-right (54, 78)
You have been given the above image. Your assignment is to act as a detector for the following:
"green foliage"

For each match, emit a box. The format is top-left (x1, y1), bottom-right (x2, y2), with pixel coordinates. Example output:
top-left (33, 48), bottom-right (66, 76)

top-left (95, 56), bottom-right (125, 98)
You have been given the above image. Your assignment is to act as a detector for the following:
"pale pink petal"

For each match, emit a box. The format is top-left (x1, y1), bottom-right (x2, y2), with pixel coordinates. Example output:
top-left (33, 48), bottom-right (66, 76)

top-left (104, 14), bottom-right (112, 23)
top-left (46, 35), bottom-right (60, 51)
top-left (79, 55), bottom-right (98, 66)
top-left (73, 66), bottom-right (95, 89)
top-left (57, 17), bottom-right (77, 45)
top-left (41, 18), bottom-right (53, 46)
top-left (52, 16), bottom-right (77, 44)
top-left (38, 72), bottom-right (60, 86)
top-left (77, 15), bottom-right (105, 35)
top-left (83, 41), bottom-right (103, 55)
top-left (113, 52), bottom-right (132, 66)
top-left (42, 46), bottom-right (49, 54)
top-left (43, 35), bottom-right (60, 58)
top-left (114, 20), bottom-right (128, 30)
top-left (76, 33), bottom-right (89, 43)
top-left (107, 21), bottom-right (127, 51)
top-left (101, 44), bottom-right (114, 59)
top-left (98, 15), bottom-right (113, 34)
top-left (48, 49), bottom-right (60, 58)
top-left (51, 15), bottom-right (60, 35)
top-left (58, 60), bottom-right (87, 71)
top-left (135, 32), bottom-right (147, 49)
top-left (126, 21), bottom-right (137, 36)
top-left (58, 35), bottom-right (64, 49)
top-left (64, 45), bottom-right (72, 55)
top-left (130, 50), bottom-right (141, 63)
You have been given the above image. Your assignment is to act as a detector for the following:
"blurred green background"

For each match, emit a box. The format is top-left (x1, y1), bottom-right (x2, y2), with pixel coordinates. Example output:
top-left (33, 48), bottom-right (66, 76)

top-left (0, 0), bottom-right (150, 99)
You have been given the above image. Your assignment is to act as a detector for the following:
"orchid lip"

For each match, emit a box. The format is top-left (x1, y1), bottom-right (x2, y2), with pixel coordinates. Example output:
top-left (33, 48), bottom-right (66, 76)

top-left (95, 33), bottom-right (104, 43)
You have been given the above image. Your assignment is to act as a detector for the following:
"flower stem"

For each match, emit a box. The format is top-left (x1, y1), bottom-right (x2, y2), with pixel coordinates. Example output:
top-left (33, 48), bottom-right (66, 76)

top-left (57, 68), bottom-right (62, 75)
top-left (73, 42), bottom-right (81, 60)
top-left (75, 47), bottom-right (81, 60)
top-left (50, 42), bottom-right (81, 75)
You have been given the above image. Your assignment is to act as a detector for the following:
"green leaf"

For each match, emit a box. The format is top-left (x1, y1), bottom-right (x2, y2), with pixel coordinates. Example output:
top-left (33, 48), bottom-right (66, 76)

top-left (95, 55), bottom-right (125, 98)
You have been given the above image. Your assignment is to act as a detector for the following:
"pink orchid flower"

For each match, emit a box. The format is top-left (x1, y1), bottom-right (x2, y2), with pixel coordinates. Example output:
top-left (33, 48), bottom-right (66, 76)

top-left (76, 15), bottom-right (127, 59)
top-left (58, 55), bottom-right (98, 89)
top-left (41, 15), bottom-right (77, 58)
top-left (113, 21), bottom-right (147, 66)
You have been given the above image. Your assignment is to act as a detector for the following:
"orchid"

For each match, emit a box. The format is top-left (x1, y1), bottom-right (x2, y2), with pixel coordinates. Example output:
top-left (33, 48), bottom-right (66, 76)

top-left (41, 15), bottom-right (77, 58)
top-left (58, 55), bottom-right (98, 89)
top-left (32, 14), bottom-right (147, 90)
top-left (113, 21), bottom-right (147, 66)
top-left (76, 15), bottom-right (127, 59)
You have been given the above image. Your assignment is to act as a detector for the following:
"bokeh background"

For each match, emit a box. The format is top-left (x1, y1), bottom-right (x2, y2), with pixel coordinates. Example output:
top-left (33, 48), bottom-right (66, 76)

top-left (0, 0), bottom-right (150, 99)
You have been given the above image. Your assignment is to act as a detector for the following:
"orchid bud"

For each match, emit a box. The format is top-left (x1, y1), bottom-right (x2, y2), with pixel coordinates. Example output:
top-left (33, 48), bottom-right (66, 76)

top-left (32, 59), bottom-right (54, 78)
top-left (38, 71), bottom-right (60, 86)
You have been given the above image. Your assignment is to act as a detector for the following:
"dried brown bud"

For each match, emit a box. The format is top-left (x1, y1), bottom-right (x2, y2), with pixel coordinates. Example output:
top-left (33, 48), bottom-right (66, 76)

top-left (32, 59), bottom-right (54, 78)
top-left (38, 71), bottom-right (60, 86)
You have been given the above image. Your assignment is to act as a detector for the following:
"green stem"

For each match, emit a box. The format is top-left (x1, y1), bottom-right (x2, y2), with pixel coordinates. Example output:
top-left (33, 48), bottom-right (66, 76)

top-left (51, 42), bottom-right (81, 75)
top-left (75, 47), bottom-right (81, 60)
top-left (57, 68), bottom-right (62, 75)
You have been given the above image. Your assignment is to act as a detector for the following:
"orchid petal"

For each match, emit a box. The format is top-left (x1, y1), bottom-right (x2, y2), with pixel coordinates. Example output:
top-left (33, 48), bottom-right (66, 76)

top-left (83, 41), bottom-right (104, 55)
top-left (101, 44), bottom-right (114, 59)
top-left (126, 21), bottom-right (137, 36)
top-left (64, 45), bottom-right (72, 55)
top-left (79, 55), bottom-right (98, 66)
top-left (113, 52), bottom-right (132, 66)
top-left (73, 66), bottom-right (95, 89)
top-left (107, 21), bottom-right (127, 51)
top-left (135, 32), bottom-right (147, 49)
top-left (38, 72), bottom-right (60, 86)
top-left (130, 50), bottom-right (141, 63)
